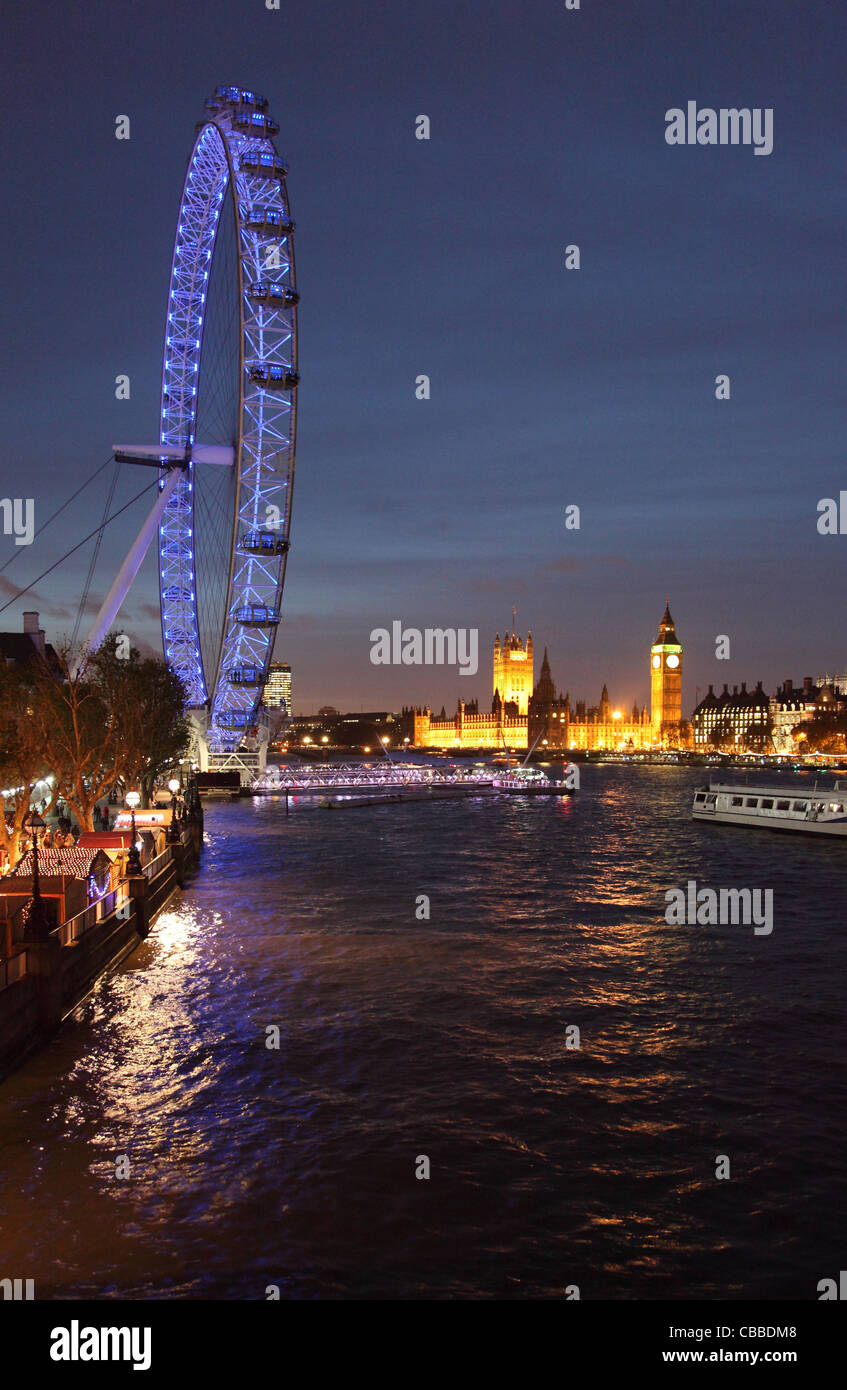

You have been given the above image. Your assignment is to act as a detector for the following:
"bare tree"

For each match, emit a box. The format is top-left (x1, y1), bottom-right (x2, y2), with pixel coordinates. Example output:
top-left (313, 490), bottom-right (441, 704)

top-left (0, 662), bottom-right (56, 869)
top-left (31, 636), bottom-right (191, 825)
top-left (102, 639), bottom-right (190, 805)
top-left (31, 642), bottom-right (121, 832)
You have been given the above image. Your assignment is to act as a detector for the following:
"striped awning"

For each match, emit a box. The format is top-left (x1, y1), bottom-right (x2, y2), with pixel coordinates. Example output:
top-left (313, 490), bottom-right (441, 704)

top-left (11, 849), bottom-right (104, 878)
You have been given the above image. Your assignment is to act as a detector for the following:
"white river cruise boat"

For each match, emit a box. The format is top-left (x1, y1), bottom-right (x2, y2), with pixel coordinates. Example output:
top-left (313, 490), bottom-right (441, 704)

top-left (692, 783), bottom-right (847, 836)
top-left (491, 765), bottom-right (576, 795)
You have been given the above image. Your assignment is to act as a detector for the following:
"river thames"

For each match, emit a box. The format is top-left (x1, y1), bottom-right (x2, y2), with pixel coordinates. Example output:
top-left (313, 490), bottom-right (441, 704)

top-left (0, 766), bottom-right (844, 1299)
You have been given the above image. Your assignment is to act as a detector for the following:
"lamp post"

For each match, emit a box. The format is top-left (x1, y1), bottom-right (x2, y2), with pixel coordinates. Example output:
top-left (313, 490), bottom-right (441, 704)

top-left (23, 809), bottom-right (49, 940)
top-left (167, 777), bottom-right (180, 842)
top-left (125, 791), bottom-right (143, 875)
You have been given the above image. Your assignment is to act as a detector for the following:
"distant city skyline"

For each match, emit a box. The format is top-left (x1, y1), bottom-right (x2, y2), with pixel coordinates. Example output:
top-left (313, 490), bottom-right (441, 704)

top-left (2, 0), bottom-right (845, 715)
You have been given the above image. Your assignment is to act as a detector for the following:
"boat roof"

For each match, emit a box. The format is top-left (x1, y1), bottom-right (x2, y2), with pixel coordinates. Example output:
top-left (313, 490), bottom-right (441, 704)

top-left (701, 783), bottom-right (843, 797)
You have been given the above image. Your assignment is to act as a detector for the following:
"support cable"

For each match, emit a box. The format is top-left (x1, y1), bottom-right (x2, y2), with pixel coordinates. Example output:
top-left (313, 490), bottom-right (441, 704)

top-left (0, 455), bottom-right (116, 576)
top-left (0, 479), bottom-right (160, 616)
top-left (70, 461), bottom-right (121, 647)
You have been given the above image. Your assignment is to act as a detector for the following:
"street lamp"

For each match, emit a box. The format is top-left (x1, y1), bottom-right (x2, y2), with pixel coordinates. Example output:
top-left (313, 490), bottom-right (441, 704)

top-left (167, 777), bottom-right (180, 842)
top-left (125, 790), bottom-right (143, 875)
top-left (23, 809), bottom-right (50, 940)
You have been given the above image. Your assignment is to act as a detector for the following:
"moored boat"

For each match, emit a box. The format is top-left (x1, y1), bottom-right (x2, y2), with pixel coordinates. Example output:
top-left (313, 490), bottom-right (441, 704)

top-left (492, 765), bottom-right (576, 795)
top-left (692, 783), bottom-right (847, 836)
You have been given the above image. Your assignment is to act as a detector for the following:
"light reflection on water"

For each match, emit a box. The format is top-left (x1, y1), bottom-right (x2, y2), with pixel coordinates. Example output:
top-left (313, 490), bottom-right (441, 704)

top-left (0, 766), bottom-right (844, 1299)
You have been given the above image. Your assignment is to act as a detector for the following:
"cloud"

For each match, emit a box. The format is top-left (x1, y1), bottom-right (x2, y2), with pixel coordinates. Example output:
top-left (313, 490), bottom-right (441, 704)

top-left (131, 601), bottom-right (162, 621)
top-left (0, 575), bottom-right (27, 601)
top-left (0, 575), bottom-right (79, 623)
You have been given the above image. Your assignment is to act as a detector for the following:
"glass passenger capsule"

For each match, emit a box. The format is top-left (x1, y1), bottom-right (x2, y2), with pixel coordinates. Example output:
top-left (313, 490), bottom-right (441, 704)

top-left (240, 151), bottom-right (289, 180)
top-left (246, 363), bottom-right (299, 389)
top-left (235, 605), bottom-right (281, 625)
top-left (248, 283), bottom-right (300, 308)
top-left (239, 531), bottom-right (290, 555)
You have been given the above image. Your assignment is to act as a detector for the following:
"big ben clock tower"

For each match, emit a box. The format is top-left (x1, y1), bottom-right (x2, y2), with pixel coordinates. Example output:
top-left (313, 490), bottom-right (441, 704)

top-left (650, 602), bottom-right (682, 741)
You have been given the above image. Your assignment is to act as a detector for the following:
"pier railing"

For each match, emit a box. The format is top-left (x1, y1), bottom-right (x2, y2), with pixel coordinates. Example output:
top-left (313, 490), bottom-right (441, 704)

top-left (143, 844), bottom-right (174, 883)
top-left (54, 846), bottom-right (178, 945)
top-left (55, 884), bottom-right (132, 946)
top-left (0, 951), bottom-right (28, 992)
top-left (54, 836), bottom-right (189, 946)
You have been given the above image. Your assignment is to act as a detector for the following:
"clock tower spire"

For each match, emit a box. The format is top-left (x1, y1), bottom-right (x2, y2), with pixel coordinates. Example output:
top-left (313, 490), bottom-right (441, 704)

top-left (650, 601), bottom-right (683, 744)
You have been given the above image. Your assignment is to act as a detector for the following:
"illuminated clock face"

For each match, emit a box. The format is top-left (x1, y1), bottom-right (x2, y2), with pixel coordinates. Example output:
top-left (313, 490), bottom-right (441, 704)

top-left (652, 654), bottom-right (661, 669)
top-left (666, 654), bottom-right (680, 669)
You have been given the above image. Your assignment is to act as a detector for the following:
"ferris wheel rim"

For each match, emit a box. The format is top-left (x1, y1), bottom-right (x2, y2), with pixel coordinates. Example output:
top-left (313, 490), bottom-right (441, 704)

top-left (156, 87), bottom-right (298, 748)
top-left (198, 142), bottom-right (245, 709)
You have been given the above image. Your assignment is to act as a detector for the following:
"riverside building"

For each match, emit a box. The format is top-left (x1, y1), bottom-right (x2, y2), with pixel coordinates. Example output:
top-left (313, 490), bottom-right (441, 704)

top-left (692, 676), bottom-right (847, 754)
top-left (692, 681), bottom-right (770, 751)
top-left (262, 662), bottom-right (292, 714)
top-left (769, 677), bottom-right (843, 755)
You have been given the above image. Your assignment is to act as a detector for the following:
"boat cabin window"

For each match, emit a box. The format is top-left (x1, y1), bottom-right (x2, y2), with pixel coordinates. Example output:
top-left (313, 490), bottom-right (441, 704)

top-left (731, 796), bottom-right (743, 806)
top-left (760, 799), bottom-right (774, 809)
top-left (744, 797), bottom-right (759, 808)
top-left (776, 800), bottom-right (790, 810)
top-left (792, 801), bottom-right (808, 812)
top-left (830, 803), bottom-right (844, 813)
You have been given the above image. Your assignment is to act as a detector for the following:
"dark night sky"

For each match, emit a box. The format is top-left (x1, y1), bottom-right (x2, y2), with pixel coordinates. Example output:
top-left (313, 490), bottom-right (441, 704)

top-left (1, 0), bottom-right (845, 714)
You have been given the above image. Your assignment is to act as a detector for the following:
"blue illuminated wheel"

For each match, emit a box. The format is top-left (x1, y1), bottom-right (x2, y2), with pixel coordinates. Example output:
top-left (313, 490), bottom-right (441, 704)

top-left (158, 85), bottom-right (298, 751)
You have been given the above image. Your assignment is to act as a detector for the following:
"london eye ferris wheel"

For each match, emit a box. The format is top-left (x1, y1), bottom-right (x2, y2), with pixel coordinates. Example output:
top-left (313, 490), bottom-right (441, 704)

top-left (103, 84), bottom-right (299, 760)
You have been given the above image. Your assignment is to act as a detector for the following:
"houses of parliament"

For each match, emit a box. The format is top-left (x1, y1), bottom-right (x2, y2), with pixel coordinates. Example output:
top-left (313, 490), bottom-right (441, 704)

top-left (402, 605), bottom-right (685, 751)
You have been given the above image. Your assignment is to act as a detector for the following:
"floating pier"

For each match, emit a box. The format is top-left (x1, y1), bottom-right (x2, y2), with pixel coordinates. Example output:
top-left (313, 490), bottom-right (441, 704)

top-left (251, 764), bottom-right (495, 798)
top-left (250, 762), bottom-right (577, 803)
